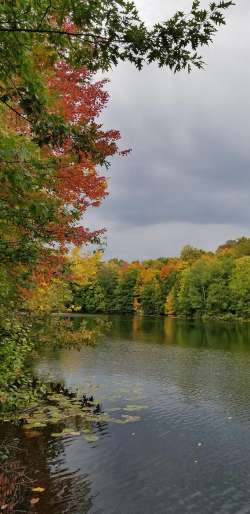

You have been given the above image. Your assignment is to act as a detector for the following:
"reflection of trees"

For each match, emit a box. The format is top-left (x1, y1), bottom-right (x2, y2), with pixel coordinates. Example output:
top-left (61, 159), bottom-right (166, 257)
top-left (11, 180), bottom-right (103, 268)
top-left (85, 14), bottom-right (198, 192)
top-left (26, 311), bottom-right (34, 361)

top-left (0, 422), bottom-right (95, 514)
top-left (118, 314), bottom-right (250, 352)
top-left (121, 315), bottom-right (250, 353)
top-left (0, 435), bottom-right (31, 514)
top-left (109, 316), bottom-right (250, 417)
top-left (47, 315), bottom-right (250, 419)
top-left (5, 315), bottom-right (249, 514)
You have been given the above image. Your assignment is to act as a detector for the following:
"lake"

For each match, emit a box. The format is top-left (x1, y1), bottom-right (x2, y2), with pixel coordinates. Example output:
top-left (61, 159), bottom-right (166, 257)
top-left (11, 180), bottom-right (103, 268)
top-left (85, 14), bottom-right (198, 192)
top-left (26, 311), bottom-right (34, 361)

top-left (2, 316), bottom-right (250, 514)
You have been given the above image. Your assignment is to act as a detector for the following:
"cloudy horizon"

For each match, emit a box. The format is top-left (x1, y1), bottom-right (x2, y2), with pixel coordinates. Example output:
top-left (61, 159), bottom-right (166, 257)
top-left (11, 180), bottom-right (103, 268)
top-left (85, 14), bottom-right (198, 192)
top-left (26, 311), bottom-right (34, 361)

top-left (84, 0), bottom-right (250, 261)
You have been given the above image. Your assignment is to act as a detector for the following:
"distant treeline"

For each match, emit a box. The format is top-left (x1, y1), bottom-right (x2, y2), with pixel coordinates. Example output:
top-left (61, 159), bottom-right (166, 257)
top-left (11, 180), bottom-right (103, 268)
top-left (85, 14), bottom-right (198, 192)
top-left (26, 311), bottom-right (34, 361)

top-left (69, 237), bottom-right (250, 320)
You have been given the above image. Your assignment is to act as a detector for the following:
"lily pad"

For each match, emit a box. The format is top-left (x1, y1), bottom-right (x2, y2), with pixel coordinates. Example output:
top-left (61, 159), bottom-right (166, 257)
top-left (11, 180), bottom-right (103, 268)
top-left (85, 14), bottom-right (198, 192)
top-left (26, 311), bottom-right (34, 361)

top-left (51, 429), bottom-right (81, 438)
top-left (121, 415), bottom-right (141, 423)
top-left (123, 405), bottom-right (148, 412)
top-left (84, 433), bottom-right (99, 443)
top-left (23, 422), bottom-right (47, 429)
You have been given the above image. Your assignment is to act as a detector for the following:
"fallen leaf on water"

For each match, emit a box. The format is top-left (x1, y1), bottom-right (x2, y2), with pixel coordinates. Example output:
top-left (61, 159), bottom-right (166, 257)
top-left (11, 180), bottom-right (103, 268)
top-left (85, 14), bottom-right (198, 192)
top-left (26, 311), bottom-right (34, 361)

top-left (30, 497), bottom-right (40, 505)
top-left (24, 430), bottom-right (41, 438)
top-left (121, 415), bottom-right (141, 423)
top-left (32, 487), bottom-right (45, 493)
top-left (84, 433), bottom-right (99, 443)
top-left (52, 429), bottom-right (81, 438)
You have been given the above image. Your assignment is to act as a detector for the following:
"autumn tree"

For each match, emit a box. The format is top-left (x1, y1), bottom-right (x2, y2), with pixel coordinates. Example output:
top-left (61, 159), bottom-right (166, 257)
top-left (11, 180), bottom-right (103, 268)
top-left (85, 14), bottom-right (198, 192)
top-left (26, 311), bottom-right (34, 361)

top-left (230, 257), bottom-right (250, 318)
top-left (0, 1), bottom-right (233, 304)
top-left (64, 238), bottom-right (250, 321)
top-left (114, 265), bottom-right (139, 313)
top-left (141, 279), bottom-right (162, 315)
top-left (180, 245), bottom-right (205, 264)
top-left (0, 1), bottom-right (233, 159)
top-left (0, 0), bottom-right (234, 410)
top-left (1, 61), bottom-right (126, 310)
top-left (0, 58), bottom-right (125, 408)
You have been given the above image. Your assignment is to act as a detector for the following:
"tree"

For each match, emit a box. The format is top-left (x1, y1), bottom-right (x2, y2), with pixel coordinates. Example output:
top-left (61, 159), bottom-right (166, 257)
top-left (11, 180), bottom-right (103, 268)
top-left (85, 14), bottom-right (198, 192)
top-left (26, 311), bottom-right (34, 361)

top-left (98, 262), bottom-right (119, 312)
top-left (25, 278), bottom-right (72, 314)
top-left (0, 1), bottom-right (233, 301)
top-left (0, 56), bottom-right (124, 408)
top-left (0, 62), bottom-right (125, 311)
top-left (217, 237), bottom-right (250, 257)
top-left (205, 255), bottom-right (234, 316)
top-left (114, 267), bottom-right (139, 313)
top-left (141, 279), bottom-right (162, 315)
top-left (177, 260), bottom-right (212, 316)
top-left (0, 1), bottom-right (233, 144)
top-left (165, 289), bottom-right (176, 316)
top-left (0, 0), bottom-right (235, 409)
top-left (49, 237), bottom-right (250, 321)
top-left (230, 257), bottom-right (250, 318)
top-left (69, 249), bottom-right (107, 313)
top-left (69, 249), bottom-right (103, 286)
top-left (180, 245), bottom-right (205, 264)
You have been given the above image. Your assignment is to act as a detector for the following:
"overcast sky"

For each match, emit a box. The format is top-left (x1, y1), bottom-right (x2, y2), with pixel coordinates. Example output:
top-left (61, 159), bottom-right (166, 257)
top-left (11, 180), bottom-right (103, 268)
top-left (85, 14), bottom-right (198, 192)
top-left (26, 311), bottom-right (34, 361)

top-left (85, 0), bottom-right (250, 261)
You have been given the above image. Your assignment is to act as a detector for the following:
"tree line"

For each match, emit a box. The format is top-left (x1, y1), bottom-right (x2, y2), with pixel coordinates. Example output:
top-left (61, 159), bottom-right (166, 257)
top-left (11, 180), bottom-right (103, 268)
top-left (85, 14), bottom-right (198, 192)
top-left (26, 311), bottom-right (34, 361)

top-left (67, 238), bottom-right (250, 320)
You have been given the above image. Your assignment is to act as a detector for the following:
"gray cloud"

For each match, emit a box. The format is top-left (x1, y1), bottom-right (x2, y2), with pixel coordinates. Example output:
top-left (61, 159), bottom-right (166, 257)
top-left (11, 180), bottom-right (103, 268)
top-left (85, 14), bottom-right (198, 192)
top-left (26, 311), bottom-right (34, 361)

top-left (84, 0), bottom-right (250, 259)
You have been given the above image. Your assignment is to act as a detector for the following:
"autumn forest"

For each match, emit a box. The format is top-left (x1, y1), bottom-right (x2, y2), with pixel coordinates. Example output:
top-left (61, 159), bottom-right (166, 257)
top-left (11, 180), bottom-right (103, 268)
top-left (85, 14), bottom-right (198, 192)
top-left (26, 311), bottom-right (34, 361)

top-left (2, 2), bottom-right (250, 513)
top-left (0, 0), bottom-right (234, 413)
top-left (68, 238), bottom-right (250, 320)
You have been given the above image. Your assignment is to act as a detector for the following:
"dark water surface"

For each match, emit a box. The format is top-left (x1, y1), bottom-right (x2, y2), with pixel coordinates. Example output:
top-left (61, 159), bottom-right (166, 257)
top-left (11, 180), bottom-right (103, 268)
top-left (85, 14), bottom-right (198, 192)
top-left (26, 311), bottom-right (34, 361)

top-left (2, 317), bottom-right (250, 514)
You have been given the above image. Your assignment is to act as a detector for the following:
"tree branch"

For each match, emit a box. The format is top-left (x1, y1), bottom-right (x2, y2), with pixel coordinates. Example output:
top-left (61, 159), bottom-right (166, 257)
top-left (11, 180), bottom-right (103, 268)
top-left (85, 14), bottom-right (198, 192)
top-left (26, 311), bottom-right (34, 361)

top-left (0, 98), bottom-right (28, 121)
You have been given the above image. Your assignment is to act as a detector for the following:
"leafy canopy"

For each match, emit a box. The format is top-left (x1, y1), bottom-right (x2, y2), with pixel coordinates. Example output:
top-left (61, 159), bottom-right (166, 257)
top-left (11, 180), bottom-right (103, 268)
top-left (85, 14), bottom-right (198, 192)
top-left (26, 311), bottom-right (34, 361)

top-left (0, 1), bottom-right (233, 132)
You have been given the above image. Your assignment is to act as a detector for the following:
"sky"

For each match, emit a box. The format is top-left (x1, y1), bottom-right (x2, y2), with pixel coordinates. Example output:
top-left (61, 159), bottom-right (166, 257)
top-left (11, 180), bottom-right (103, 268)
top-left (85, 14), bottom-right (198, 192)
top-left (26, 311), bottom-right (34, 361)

top-left (85, 0), bottom-right (250, 261)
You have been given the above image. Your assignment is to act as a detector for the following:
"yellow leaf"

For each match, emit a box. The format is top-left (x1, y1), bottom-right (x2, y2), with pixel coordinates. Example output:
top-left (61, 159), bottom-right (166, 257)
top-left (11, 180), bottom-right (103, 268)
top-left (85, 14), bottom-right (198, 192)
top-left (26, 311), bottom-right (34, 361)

top-left (32, 487), bottom-right (45, 493)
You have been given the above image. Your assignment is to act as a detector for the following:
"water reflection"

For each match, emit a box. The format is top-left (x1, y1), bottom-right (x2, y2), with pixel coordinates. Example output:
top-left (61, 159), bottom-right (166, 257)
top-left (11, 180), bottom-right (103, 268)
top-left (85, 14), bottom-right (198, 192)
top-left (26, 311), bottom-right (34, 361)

top-left (0, 424), bottom-right (96, 514)
top-left (112, 315), bottom-right (250, 352)
top-left (1, 317), bottom-right (250, 514)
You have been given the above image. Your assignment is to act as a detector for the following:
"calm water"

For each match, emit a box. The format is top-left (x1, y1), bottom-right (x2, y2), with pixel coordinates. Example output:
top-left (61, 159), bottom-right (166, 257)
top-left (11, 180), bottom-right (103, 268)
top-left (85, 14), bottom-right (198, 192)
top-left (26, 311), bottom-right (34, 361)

top-left (2, 316), bottom-right (250, 514)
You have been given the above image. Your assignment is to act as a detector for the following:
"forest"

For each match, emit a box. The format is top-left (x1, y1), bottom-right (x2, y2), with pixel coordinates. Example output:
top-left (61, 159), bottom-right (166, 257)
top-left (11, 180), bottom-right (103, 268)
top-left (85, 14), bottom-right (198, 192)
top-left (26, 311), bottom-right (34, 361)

top-left (3, 4), bottom-right (250, 513)
top-left (68, 237), bottom-right (250, 320)
top-left (0, 0), bottom-right (233, 413)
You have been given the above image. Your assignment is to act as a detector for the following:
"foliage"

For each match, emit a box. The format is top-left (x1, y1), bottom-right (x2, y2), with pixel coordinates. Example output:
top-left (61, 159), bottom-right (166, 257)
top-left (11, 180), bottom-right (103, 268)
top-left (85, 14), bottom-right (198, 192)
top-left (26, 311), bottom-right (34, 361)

top-left (217, 237), bottom-right (250, 257)
top-left (0, 441), bottom-right (30, 514)
top-left (0, 1), bottom-right (233, 86)
top-left (230, 257), bottom-right (250, 317)
top-left (70, 238), bottom-right (250, 320)
top-left (70, 249), bottom-right (103, 286)
top-left (114, 267), bottom-right (140, 313)
top-left (0, 0), bottom-right (233, 413)
top-left (180, 244), bottom-right (205, 264)
top-left (141, 279), bottom-right (162, 315)
top-left (0, 38), bottom-right (124, 412)
top-left (25, 279), bottom-right (72, 314)
top-left (0, 316), bottom-right (36, 411)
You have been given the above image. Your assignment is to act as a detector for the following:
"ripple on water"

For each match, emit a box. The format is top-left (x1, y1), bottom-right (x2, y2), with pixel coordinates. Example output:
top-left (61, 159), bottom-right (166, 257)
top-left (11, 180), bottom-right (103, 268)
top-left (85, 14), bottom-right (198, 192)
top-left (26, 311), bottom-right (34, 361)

top-left (2, 317), bottom-right (250, 514)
